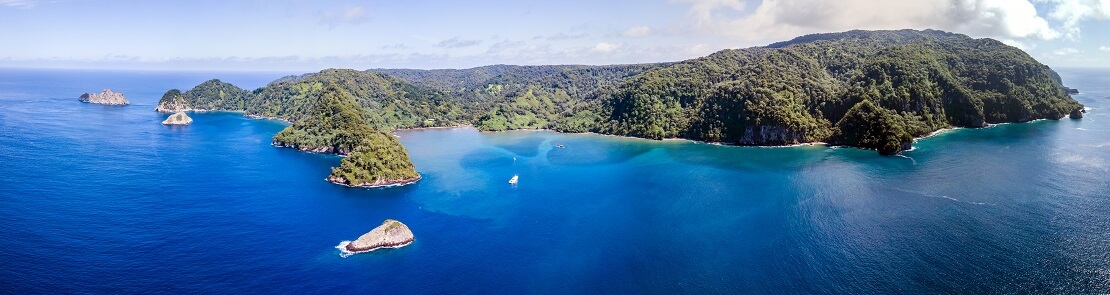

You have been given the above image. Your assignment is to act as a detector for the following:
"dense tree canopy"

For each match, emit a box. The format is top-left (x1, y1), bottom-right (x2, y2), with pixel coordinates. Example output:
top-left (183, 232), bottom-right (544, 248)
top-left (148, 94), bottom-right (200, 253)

top-left (271, 85), bottom-right (378, 155)
top-left (586, 29), bottom-right (1082, 153)
top-left (270, 85), bottom-right (420, 186)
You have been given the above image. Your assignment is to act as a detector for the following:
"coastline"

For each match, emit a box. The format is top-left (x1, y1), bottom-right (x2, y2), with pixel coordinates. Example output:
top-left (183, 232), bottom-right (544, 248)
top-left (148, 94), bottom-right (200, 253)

top-left (327, 175), bottom-right (422, 189)
top-left (914, 127), bottom-right (962, 142)
top-left (154, 107), bottom-right (293, 124)
top-left (171, 106), bottom-right (1075, 159)
top-left (271, 141), bottom-right (349, 156)
top-left (396, 125), bottom-right (930, 153)
top-left (245, 114), bottom-right (292, 124)
top-left (394, 124), bottom-right (472, 131)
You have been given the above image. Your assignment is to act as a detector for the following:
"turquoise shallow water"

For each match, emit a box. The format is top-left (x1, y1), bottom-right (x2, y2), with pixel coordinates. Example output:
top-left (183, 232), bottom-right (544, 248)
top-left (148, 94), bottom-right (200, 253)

top-left (0, 68), bottom-right (1108, 293)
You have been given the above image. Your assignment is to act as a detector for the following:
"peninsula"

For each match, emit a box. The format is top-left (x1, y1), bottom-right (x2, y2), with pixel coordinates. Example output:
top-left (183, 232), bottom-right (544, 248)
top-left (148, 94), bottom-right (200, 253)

top-left (79, 89), bottom-right (130, 105)
top-left (270, 85), bottom-right (421, 187)
top-left (157, 29), bottom-right (1084, 187)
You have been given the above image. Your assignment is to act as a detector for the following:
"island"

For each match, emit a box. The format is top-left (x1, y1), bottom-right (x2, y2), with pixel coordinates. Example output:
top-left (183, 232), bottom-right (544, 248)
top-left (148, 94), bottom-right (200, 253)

top-left (79, 89), bottom-right (130, 105)
top-left (161, 111), bottom-right (193, 125)
top-left (156, 29), bottom-right (1085, 187)
top-left (341, 219), bottom-right (415, 255)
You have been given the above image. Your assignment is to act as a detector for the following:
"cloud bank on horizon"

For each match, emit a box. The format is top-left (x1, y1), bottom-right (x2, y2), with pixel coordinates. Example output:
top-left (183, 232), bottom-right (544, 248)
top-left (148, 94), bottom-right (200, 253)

top-left (1, 0), bottom-right (1108, 71)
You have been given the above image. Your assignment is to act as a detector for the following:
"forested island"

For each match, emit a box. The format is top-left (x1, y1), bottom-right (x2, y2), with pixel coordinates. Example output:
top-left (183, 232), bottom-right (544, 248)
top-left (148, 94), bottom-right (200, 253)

top-left (156, 29), bottom-right (1084, 187)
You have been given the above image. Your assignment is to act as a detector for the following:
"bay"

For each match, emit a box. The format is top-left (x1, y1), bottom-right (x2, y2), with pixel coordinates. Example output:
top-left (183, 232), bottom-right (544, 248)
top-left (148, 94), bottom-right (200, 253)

top-left (0, 68), bottom-right (1107, 293)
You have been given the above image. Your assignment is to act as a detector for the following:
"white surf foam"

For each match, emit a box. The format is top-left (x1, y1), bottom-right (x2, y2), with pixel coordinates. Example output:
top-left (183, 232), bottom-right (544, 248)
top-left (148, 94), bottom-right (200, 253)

top-left (336, 241), bottom-right (354, 258)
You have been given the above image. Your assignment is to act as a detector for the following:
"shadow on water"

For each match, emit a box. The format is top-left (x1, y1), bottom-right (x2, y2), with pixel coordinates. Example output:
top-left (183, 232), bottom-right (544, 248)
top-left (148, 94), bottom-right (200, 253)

top-left (663, 143), bottom-right (844, 172)
top-left (483, 132), bottom-right (548, 157)
top-left (545, 135), bottom-right (655, 166)
top-left (459, 147), bottom-right (516, 169)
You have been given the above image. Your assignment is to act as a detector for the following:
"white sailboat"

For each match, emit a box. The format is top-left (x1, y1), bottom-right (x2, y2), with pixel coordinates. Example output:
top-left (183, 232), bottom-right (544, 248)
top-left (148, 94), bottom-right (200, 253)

top-left (508, 175), bottom-right (519, 185)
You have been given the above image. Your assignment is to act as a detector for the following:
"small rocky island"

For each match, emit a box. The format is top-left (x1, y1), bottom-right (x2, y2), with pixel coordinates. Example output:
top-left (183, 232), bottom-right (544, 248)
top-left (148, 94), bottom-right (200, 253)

top-left (161, 111), bottom-right (193, 125)
top-left (78, 89), bottom-right (130, 105)
top-left (341, 219), bottom-right (414, 255)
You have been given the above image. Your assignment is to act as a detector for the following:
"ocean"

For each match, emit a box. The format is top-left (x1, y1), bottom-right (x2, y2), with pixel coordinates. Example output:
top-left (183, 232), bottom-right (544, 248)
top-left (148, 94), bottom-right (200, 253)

top-left (0, 67), bottom-right (1107, 293)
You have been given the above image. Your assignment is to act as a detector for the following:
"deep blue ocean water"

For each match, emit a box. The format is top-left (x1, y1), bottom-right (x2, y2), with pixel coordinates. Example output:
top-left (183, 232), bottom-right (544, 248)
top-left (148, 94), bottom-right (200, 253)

top-left (0, 67), bottom-right (1107, 293)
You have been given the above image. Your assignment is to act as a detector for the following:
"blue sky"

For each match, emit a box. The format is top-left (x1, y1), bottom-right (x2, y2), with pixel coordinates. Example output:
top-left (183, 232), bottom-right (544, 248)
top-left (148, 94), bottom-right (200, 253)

top-left (2, 0), bottom-right (1109, 71)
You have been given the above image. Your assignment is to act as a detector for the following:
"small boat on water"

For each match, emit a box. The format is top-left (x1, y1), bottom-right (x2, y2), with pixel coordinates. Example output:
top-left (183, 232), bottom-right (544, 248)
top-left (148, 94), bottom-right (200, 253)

top-left (509, 175), bottom-right (519, 185)
top-left (556, 144), bottom-right (565, 148)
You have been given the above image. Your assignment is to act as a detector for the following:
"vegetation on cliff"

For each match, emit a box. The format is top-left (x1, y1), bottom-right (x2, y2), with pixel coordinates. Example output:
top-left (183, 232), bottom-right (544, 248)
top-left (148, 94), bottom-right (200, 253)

top-left (327, 131), bottom-right (420, 187)
top-left (270, 86), bottom-right (420, 187)
top-left (272, 86), bottom-right (376, 155)
top-left (830, 100), bottom-right (912, 155)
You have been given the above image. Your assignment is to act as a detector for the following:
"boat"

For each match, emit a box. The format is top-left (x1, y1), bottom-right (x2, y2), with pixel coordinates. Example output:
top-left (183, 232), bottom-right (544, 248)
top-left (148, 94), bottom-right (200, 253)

top-left (509, 175), bottom-right (518, 185)
top-left (556, 144), bottom-right (565, 148)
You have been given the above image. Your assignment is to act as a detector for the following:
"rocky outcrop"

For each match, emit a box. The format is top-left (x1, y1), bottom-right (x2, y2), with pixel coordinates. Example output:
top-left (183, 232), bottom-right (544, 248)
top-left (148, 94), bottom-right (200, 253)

top-left (162, 111), bottom-right (193, 125)
top-left (343, 219), bottom-right (415, 253)
top-left (328, 174), bottom-right (421, 188)
top-left (79, 89), bottom-right (129, 105)
top-left (1070, 107), bottom-right (1086, 119)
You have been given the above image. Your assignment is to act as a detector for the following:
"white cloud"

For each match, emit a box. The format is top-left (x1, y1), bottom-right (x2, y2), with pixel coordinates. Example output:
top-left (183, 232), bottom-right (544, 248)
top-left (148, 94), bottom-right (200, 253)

top-left (545, 32), bottom-right (589, 41)
top-left (623, 26), bottom-right (654, 37)
top-left (319, 6), bottom-right (370, 28)
top-left (1100, 45), bottom-right (1110, 51)
top-left (435, 37), bottom-right (482, 48)
top-left (1001, 39), bottom-right (1036, 50)
top-left (1040, 0), bottom-right (1110, 39)
top-left (1053, 47), bottom-right (1082, 55)
top-left (592, 42), bottom-right (621, 53)
top-left (380, 43), bottom-right (409, 50)
top-left (687, 43), bottom-right (712, 55)
top-left (487, 40), bottom-right (527, 53)
top-left (671, 0), bottom-right (746, 25)
top-left (0, 0), bottom-right (36, 8)
top-left (675, 0), bottom-right (1060, 41)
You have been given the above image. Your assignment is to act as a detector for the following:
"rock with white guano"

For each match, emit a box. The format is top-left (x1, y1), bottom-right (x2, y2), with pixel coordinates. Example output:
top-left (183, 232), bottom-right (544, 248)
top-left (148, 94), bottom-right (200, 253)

top-left (161, 111), bottom-right (193, 125)
top-left (344, 219), bottom-right (414, 253)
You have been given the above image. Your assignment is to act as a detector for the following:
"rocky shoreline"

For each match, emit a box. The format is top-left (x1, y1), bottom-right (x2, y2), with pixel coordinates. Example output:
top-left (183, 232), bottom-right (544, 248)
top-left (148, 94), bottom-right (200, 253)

top-left (271, 141), bottom-right (346, 155)
top-left (327, 175), bottom-right (421, 188)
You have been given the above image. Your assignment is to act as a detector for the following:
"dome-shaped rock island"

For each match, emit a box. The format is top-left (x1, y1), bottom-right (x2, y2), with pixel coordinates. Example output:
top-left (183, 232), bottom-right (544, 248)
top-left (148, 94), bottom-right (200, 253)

top-left (162, 111), bottom-right (193, 125)
top-left (78, 89), bottom-right (130, 105)
top-left (340, 219), bottom-right (414, 256)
